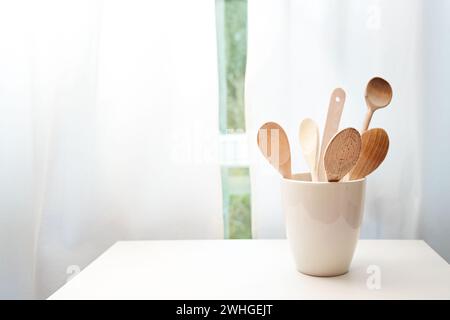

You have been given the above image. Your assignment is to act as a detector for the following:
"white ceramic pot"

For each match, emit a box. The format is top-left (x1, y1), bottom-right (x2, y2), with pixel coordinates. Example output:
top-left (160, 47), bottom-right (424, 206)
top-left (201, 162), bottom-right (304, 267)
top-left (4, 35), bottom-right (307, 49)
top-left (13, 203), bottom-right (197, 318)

top-left (281, 173), bottom-right (366, 277)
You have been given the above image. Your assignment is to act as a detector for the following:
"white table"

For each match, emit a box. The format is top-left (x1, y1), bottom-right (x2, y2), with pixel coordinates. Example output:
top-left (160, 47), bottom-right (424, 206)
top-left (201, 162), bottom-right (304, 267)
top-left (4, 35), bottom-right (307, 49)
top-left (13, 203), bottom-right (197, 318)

top-left (49, 240), bottom-right (450, 300)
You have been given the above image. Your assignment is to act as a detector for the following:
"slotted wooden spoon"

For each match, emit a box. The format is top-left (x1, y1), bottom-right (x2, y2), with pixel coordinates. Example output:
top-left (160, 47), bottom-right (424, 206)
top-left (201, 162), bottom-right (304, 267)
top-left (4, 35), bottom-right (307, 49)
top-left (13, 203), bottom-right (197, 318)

top-left (257, 122), bottom-right (292, 178)
top-left (349, 128), bottom-right (389, 180)
top-left (324, 128), bottom-right (361, 182)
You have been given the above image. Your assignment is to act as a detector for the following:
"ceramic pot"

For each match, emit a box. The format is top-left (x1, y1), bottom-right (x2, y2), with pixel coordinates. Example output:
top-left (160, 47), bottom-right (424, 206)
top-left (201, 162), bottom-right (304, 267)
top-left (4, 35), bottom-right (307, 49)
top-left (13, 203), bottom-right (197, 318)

top-left (281, 173), bottom-right (366, 276)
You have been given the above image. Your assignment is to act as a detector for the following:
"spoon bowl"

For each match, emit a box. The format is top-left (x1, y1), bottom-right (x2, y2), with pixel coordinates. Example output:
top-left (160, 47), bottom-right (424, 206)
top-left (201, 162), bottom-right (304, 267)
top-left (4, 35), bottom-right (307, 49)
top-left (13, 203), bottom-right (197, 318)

top-left (362, 77), bottom-right (392, 132)
top-left (324, 128), bottom-right (361, 182)
top-left (349, 128), bottom-right (389, 180)
top-left (257, 122), bottom-right (292, 178)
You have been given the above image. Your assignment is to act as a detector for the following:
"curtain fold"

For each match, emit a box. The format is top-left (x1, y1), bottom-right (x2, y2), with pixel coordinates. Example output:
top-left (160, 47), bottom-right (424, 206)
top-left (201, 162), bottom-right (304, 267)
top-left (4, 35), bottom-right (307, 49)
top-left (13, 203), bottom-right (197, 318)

top-left (246, 0), bottom-right (450, 261)
top-left (0, 0), bottom-right (222, 299)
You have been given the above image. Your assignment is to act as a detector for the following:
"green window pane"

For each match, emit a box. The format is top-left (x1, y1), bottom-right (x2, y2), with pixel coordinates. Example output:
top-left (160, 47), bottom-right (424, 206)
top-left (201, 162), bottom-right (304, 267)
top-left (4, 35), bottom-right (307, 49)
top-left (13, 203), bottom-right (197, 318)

top-left (216, 0), bottom-right (250, 239)
top-left (216, 0), bottom-right (247, 133)
top-left (221, 167), bottom-right (251, 239)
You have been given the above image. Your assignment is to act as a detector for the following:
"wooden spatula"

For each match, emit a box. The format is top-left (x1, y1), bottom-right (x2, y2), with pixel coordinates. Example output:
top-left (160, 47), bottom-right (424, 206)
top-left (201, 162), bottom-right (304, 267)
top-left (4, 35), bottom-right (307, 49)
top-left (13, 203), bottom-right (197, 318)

top-left (257, 122), bottom-right (292, 178)
top-left (349, 128), bottom-right (389, 180)
top-left (318, 88), bottom-right (346, 181)
top-left (324, 128), bottom-right (361, 182)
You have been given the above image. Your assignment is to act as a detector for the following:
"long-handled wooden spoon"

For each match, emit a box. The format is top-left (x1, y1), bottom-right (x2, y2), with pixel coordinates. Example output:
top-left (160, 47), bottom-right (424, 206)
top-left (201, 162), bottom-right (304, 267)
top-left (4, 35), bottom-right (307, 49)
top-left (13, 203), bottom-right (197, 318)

top-left (257, 122), bottom-right (292, 178)
top-left (324, 128), bottom-right (361, 182)
top-left (362, 77), bottom-right (393, 132)
top-left (349, 128), bottom-right (389, 180)
top-left (318, 88), bottom-right (346, 181)
top-left (299, 118), bottom-right (320, 181)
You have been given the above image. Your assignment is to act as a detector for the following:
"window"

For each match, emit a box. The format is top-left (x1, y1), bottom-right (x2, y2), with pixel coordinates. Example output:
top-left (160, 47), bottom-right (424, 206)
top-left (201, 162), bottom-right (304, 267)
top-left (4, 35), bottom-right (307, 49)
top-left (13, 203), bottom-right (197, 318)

top-left (215, 0), bottom-right (251, 239)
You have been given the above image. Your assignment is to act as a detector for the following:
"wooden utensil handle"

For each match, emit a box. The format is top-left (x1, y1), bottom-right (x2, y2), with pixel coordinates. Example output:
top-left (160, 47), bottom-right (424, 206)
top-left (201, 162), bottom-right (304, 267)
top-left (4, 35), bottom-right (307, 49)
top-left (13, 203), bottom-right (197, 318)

top-left (362, 110), bottom-right (373, 133)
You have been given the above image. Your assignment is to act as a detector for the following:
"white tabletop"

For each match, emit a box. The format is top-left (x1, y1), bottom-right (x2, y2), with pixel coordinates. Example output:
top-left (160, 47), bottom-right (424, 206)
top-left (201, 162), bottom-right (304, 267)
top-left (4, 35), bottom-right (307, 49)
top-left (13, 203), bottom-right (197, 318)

top-left (49, 239), bottom-right (450, 300)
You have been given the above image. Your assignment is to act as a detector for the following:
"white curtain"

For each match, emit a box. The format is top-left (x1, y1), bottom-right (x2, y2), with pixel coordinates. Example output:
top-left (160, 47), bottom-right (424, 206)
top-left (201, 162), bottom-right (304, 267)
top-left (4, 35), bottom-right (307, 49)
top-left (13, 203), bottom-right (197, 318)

top-left (246, 0), bottom-right (450, 260)
top-left (0, 0), bottom-right (222, 299)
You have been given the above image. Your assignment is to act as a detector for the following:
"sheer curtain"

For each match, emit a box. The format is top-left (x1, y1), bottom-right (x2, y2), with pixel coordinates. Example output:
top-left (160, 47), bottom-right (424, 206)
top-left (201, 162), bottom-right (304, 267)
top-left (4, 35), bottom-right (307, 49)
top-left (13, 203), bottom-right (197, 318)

top-left (0, 0), bottom-right (222, 299)
top-left (246, 0), bottom-right (450, 260)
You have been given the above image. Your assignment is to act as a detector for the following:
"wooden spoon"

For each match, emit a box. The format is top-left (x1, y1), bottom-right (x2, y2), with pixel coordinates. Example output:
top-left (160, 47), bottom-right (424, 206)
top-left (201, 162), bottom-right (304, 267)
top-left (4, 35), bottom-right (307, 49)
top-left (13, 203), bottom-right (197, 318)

top-left (362, 77), bottom-right (393, 132)
top-left (257, 122), bottom-right (292, 178)
top-left (349, 128), bottom-right (389, 180)
top-left (299, 118), bottom-right (320, 182)
top-left (318, 88), bottom-right (346, 181)
top-left (324, 128), bottom-right (361, 182)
